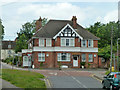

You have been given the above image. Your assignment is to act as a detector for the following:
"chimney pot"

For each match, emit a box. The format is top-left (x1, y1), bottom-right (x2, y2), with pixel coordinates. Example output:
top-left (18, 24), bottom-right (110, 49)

top-left (72, 16), bottom-right (77, 29)
top-left (35, 17), bottom-right (42, 31)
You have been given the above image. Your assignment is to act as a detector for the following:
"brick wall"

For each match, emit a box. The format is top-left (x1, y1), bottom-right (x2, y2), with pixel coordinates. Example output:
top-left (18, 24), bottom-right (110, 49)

top-left (32, 51), bottom-right (98, 68)
top-left (32, 37), bottom-right (98, 48)
top-left (94, 40), bottom-right (98, 47)
top-left (33, 38), bottom-right (39, 46)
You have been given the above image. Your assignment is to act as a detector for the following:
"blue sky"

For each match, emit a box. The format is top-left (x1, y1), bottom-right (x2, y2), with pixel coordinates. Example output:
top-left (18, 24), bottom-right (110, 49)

top-left (1, 1), bottom-right (118, 40)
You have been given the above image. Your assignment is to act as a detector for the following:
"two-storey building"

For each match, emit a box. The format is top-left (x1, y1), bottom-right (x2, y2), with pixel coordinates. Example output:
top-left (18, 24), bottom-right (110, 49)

top-left (22, 16), bottom-right (100, 68)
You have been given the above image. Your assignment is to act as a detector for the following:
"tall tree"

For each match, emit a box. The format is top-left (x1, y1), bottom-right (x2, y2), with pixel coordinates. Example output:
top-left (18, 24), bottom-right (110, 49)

top-left (0, 19), bottom-right (4, 39)
top-left (86, 21), bottom-right (119, 60)
top-left (15, 18), bottom-right (47, 53)
top-left (15, 34), bottom-right (28, 52)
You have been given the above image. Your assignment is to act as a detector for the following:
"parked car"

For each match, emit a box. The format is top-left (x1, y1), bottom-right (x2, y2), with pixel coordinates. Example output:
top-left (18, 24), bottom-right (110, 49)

top-left (102, 72), bottom-right (120, 89)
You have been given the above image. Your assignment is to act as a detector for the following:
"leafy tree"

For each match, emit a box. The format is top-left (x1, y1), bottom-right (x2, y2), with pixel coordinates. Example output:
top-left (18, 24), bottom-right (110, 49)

top-left (0, 19), bottom-right (4, 39)
top-left (86, 21), bottom-right (120, 61)
top-left (15, 18), bottom-right (47, 53)
top-left (15, 34), bottom-right (28, 52)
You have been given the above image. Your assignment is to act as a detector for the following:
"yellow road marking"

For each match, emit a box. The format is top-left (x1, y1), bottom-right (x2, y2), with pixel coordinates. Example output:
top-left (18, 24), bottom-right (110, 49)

top-left (91, 74), bottom-right (102, 83)
top-left (46, 76), bottom-right (52, 88)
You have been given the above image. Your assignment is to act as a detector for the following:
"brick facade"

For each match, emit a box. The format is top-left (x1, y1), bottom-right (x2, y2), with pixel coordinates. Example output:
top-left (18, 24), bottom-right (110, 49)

top-left (22, 16), bottom-right (100, 69)
top-left (31, 51), bottom-right (98, 68)
top-left (22, 37), bottom-right (99, 68)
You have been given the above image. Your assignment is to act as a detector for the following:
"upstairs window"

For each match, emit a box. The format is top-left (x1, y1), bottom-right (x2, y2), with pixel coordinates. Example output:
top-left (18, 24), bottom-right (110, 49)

top-left (61, 38), bottom-right (65, 46)
top-left (81, 40), bottom-right (86, 47)
top-left (66, 39), bottom-right (69, 46)
top-left (88, 40), bottom-right (93, 47)
top-left (46, 38), bottom-right (52, 46)
top-left (39, 38), bottom-right (44, 46)
top-left (61, 38), bottom-right (74, 46)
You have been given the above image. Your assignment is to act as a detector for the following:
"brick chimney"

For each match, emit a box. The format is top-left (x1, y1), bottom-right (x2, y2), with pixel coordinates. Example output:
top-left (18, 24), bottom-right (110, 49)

top-left (35, 17), bottom-right (42, 31)
top-left (72, 16), bottom-right (77, 29)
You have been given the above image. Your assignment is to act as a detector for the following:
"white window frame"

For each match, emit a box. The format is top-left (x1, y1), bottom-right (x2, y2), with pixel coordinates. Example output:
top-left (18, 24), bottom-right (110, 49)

top-left (57, 53), bottom-right (70, 61)
top-left (88, 54), bottom-right (93, 62)
top-left (82, 54), bottom-right (86, 62)
top-left (23, 56), bottom-right (28, 66)
top-left (38, 53), bottom-right (45, 62)
top-left (46, 38), bottom-right (52, 47)
top-left (61, 38), bottom-right (66, 46)
top-left (88, 40), bottom-right (93, 47)
top-left (81, 40), bottom-right (87, 47)
top-left (61, 38), bottom-right (75, 46)
top-left (39, 38), bottom-right (44, 46)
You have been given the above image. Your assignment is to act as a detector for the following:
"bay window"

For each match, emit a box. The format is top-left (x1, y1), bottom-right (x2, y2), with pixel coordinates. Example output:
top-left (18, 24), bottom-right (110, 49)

top-left (57, 53), bottom-right (70, 61)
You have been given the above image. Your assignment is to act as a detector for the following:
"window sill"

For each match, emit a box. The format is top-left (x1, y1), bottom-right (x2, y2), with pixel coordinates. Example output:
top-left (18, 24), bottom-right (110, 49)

top-left (81, 61), bottom-right (86, 62)
top-left (81, 46), bottom-right (87, 48)
top-left (88, 46), bottom-right (93, 48)
top-left (38, 61), bottom-right (45, 62)
top-left (58, 60), bottom-right (70, 62)
top-left (61, 46), bottom-right (75, 47)
top-left (88, 61), bottom-right (93, 63)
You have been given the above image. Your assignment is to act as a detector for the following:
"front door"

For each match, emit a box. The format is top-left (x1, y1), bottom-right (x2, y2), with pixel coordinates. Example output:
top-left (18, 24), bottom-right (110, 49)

top-left (23, 56), bottom-right (31, 67)
top-left (73, 56), bottom-right (78, 67)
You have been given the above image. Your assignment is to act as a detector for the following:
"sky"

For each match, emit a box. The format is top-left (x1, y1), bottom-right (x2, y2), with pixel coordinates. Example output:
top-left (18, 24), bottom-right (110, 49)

top-left (0, 0), bottom-right (119, 41)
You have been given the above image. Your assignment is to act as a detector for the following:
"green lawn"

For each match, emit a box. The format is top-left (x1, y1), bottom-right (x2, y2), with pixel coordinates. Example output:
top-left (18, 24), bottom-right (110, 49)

top-left (2, 69), bottom-right (46, 89)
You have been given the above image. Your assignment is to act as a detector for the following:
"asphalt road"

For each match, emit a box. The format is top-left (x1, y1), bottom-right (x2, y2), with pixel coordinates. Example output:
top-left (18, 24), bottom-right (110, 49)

top-left (34, 70), bottom-right (103, 89)
top-left (49, 76), bottom-right (102, 88)
top-left (48, 73), bottom-right (102, 88)
top-left (1, 62), bottom-right (104, 89)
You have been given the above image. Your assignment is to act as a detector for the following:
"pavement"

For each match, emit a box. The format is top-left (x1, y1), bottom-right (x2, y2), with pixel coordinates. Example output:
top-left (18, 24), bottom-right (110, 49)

top-left (1, 78), bottom-right (18, 88)
top-left (1, 61), bottom-right (106, 88)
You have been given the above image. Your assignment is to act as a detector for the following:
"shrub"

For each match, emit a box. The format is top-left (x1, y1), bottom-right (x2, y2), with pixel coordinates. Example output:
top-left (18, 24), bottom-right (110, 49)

top-left (88, 63), bottom-right (91, 68)
top-left (4, 57), bottom-right (13, 64)
top-left (80, 62), bottom-right (86, 66)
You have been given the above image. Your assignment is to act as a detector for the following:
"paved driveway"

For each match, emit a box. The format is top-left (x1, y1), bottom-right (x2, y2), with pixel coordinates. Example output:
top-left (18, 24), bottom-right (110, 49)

top-left (33, 69), bottom-right (103, 89)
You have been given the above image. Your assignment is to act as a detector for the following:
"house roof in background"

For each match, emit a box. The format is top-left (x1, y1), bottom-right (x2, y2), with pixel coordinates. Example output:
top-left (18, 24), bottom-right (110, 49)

top-left (34, 19), bottom-right (100, 40)
top-left (2, 41), bottom-right (16, 49)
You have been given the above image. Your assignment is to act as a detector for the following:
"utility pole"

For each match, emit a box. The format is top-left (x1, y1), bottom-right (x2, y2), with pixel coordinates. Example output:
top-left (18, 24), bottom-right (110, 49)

top-left (117, 38), bottom-right (120, 71)
top-left (0, 19), bottom-right (2, 62)
top-left (110, 26), bottom-right (113, 72)
top-left (114, 54), bottom-right (115, 71)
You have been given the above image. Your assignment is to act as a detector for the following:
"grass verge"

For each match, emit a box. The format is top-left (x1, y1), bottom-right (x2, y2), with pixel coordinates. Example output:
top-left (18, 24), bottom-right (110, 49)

top-left (2, 69), bottom-right (46, 89)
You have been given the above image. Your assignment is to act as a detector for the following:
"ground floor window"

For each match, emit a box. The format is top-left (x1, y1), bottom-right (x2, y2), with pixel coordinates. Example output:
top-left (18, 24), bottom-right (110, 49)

top-left (38, 53), bottom-right (45, 62)
top-left (57, 53), bottom-right (70, 61)
top-left (82, 54), bottom-right (86, 62)
top-left (88, 54), bottom-right (93, 62)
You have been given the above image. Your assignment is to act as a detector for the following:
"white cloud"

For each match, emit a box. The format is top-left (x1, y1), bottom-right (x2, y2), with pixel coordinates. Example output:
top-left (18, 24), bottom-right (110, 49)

top-left (3, 2), bottom-right (95, 40)
top-left (17, 3), bottom-right (94, 24)
top-left (3, 16), bottom-right (25, 40)
top-left (104, 10), bottom-right (118, 23)
top-left (95, 10), bottom-right (118, 24)
top-left (2, 2), bottom-right (118, 40)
